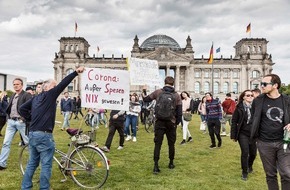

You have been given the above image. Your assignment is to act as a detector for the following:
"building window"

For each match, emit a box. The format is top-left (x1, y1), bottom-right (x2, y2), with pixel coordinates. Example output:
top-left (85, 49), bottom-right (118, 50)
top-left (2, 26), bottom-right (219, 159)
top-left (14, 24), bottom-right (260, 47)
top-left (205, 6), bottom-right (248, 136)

top-left (223, 82), bottom-right (229, 93)
top-left (233, 70), bottom-right (239, 78)
top-left (233, 82), bottom-right (238, 94)
top-left (258, 46), bottom-right (262, 52)
top-left (195, 70), bottom-right (200, 78)
top-left (70, 45), bottom-right (74, 52)
top-left (214, 82), bottom-right (219, 94)
top-left (204, 82), bottom-right (210, 92)
top-left (214, 70), bottom-right (219, 78)
top-left (252, 46), bottom-right (256, 52)
top-left (66, 69), bottom-right (74, 92)
top-left (75, 45), bottom-right (79, 51)
top-left (65, 45), bottom-right (69, 51)
top-left (252, 70), bottom-right (260, 78)
top-left (247, 46), bottom-right (250, 52)
top-left (194, 82), bottom-right (200, 93)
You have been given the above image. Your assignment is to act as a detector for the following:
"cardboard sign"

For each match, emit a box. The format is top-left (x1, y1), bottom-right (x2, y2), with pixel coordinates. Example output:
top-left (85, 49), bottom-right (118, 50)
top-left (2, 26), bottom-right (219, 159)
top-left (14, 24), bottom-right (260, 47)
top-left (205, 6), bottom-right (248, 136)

top-left (127, 57), bottom-right (160, 86)
top-left (81, 68), bottom-right (130, 111)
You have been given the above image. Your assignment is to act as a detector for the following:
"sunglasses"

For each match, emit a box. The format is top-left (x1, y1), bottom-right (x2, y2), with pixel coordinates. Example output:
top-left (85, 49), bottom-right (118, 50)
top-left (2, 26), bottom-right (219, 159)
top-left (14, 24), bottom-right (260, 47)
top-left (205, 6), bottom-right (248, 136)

top-left (245, 94), bottom-right (254, 97)
top-left (260, 82), bottom-right (273, 87)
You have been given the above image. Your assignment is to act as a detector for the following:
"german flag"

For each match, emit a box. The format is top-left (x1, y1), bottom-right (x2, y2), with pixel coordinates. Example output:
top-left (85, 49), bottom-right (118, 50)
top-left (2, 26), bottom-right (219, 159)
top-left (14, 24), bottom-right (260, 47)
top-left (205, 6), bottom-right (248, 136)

top-left (208, 44), bottom-right (213, 64)
top-left (246, 23), bottom-right (251, 33)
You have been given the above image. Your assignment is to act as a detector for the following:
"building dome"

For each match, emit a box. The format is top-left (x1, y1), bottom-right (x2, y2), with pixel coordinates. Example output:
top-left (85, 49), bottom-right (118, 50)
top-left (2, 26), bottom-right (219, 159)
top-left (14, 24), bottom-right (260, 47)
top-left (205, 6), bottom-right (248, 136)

top-left (140, 34), bottom-right (181, 49)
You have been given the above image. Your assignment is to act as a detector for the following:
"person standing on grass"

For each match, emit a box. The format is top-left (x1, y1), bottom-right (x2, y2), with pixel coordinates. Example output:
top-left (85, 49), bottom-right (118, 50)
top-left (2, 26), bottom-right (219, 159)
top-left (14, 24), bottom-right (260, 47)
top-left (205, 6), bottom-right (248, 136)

top-left (142, 76), bottom-right (182, 174)
top-left (124, 94), bottom-right (141, 142)
top-left (221, 93), bottom-right (236, 136)
top-left (231, 90), bottom-right (257, 181)
top-left (100, 110), bottom-right (126, 152)
top-left (250, 74), bottom-right (290, 190)
top-left (19, 66), bottom-right (85, 190)
top-left (180, 91), bottom-right (193, 145)
top-left (0, 78), bottom-right (32, 170)
top-left (60, 92), bottom-right (73, 131)
top-left (205, 92), bottom-right (223, 149)
top-left (198, 96), bottom-right (207, 134)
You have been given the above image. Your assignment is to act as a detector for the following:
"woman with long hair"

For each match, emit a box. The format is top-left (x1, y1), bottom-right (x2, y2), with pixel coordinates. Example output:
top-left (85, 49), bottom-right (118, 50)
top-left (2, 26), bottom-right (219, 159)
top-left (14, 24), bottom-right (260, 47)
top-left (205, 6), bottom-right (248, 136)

top-left (180, 91), bottom-right (193, 145)
top-left (231, 90), bottom-right (257, 181)
top-left (125, 94), bottom-right (141, 142)
top-left (198, 96), bottom-right (207, 134)
top-left (0, 91), bottom-right (8, 137)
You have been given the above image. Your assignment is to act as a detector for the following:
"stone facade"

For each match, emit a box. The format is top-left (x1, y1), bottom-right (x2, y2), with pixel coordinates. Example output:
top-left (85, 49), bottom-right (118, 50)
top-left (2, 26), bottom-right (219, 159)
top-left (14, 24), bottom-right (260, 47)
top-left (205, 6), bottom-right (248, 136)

top-left (52, 35), bottom-right (274, 99)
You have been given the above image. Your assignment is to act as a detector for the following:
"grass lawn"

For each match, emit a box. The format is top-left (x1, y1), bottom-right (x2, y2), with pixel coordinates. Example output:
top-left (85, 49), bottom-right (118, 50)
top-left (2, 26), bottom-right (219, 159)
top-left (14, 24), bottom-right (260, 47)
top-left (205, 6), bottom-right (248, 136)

top-left (0, 110), bottom-right (268, 190)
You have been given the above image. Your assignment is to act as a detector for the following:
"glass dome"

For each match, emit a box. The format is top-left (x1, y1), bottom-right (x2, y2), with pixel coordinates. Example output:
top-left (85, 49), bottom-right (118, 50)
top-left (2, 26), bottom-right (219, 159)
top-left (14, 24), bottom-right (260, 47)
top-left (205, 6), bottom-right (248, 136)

top-left (140, 34), bottom-right (180, 49)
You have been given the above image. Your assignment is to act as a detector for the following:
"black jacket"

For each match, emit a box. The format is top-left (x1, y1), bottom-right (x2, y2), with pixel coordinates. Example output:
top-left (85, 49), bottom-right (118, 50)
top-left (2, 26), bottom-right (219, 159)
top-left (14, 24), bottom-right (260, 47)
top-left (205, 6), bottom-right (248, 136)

top-left (250, 93), bottom-right (290, 141)
top-left (6, 90), bottom-right (32, 119)
top-left (231, 102), bottom-right (248, 140)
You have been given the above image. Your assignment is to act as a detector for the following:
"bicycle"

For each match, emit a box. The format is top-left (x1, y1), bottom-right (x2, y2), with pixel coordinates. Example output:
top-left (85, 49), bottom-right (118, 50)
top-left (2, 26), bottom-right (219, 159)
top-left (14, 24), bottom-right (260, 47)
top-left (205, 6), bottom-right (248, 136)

top-left (19, 128), bottom-right (109, 189)
top-left (144, 108), bottom-right (155, 133)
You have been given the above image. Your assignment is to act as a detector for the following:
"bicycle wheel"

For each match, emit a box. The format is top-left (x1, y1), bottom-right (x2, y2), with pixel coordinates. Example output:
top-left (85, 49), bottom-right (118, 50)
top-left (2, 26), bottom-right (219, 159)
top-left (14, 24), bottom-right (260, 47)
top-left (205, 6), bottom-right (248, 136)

top-left (19, 144), bottom-right (41, 183)
top-left (144, 115), bottom-right (154, 133)
top-left (68, 145), bottom-right (109, 189)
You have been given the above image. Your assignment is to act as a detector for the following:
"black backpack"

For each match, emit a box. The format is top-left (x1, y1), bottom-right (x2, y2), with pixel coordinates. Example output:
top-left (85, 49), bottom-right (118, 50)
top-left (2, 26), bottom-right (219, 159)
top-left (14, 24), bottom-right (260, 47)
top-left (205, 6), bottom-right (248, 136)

top-left (155, 90), bottom-right (176, 120)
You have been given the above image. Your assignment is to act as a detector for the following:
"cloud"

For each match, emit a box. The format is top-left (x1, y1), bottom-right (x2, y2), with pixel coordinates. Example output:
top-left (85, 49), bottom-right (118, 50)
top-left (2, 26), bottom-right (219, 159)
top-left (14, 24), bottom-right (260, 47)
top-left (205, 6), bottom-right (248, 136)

top-left (0, 0), bottom-right (290, 84)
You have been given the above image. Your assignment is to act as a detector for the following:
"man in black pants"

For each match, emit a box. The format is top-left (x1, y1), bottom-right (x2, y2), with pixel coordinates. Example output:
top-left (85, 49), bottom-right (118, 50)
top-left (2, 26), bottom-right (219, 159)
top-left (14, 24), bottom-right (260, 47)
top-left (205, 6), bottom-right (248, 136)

top-left (142, 76), bottom-right (182, 174)
top-left (250, 74), bottom-right (290, 190)
top-left (101, 110), bottom-right (125, 152)
top-left (205, 92), bottom-right (223, 148)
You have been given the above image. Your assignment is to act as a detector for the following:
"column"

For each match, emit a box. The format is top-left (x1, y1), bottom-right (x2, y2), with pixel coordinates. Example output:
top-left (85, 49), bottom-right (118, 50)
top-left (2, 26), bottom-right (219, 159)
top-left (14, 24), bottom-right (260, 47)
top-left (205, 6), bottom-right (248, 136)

top-left (166, 64), bottom-right (170, 76)
top-left (175, 66), bottom-right (180, 91)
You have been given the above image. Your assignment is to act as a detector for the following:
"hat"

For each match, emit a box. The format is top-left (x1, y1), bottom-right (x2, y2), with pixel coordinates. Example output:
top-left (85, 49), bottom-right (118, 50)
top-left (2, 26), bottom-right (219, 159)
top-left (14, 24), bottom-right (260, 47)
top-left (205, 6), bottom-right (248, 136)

top-left (25, 87), bottom-right (33, 91)
top-left (226, 93), bottom-right (231, 97)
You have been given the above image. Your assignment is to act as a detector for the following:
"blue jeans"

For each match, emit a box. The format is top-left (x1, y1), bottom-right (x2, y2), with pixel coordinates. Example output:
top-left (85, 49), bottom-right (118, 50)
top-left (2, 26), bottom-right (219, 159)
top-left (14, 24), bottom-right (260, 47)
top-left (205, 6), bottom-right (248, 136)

top-left (21, 131), bottom-right (55, 190)
top-left (257, 140), bottom-right (290, 190)
top-left (0, 119), bottom-right (28, 168)
top-left (125, 115), bottom-right (137, 137)
top-left (62, 111), bottom-right (70, 128)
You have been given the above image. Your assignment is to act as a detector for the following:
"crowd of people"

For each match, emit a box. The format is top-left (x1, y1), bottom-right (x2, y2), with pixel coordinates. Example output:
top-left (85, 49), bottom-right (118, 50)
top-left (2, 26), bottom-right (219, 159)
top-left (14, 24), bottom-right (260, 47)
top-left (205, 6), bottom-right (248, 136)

top-left (0, 72), bottom-right (290, 190)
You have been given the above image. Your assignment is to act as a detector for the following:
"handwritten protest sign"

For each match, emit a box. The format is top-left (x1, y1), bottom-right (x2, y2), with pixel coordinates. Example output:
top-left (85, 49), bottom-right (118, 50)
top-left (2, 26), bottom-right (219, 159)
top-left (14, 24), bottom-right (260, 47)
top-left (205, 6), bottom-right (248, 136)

top-left (81, 68), bottom-right (130, 111)
top-left (127, 57), bottom-right (160, 86)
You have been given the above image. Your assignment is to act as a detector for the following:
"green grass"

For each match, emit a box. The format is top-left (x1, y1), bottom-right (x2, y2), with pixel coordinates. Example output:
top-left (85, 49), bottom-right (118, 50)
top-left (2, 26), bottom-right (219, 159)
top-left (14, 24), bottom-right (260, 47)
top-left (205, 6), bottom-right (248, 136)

top-left (0, 110), bottom-right (268, 190)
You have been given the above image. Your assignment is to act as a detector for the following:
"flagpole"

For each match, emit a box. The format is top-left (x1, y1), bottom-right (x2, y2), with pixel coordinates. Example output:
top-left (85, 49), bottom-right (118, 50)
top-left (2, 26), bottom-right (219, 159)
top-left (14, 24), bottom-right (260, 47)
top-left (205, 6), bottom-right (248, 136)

top-left (211, 42), bottom-right (214, 97)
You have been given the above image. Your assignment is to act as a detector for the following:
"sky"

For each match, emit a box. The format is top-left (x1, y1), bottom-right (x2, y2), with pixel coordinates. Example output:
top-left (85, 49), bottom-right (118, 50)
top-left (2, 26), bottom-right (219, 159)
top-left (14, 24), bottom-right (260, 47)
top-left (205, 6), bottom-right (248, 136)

top-left (1, 0), bottom-right (290, 84)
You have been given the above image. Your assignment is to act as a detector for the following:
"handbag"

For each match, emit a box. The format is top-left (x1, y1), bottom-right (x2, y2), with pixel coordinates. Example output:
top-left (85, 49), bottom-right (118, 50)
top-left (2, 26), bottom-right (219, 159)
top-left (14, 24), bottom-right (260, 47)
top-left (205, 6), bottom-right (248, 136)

top-left (183, 112), bottom-right (192, 121)
top-left (200, 122), bottom-right (206, 131)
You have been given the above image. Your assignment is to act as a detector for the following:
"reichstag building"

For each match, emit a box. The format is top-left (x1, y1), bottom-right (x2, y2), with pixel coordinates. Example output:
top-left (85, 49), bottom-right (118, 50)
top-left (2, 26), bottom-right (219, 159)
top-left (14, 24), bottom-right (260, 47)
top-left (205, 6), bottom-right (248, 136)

top-left (52, 34), bottom-right (274, 98)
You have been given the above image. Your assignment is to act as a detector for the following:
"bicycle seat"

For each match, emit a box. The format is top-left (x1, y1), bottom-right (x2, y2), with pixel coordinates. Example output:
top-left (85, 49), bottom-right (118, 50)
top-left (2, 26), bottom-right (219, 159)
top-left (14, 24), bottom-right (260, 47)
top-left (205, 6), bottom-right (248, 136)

top-left (66, 128), bottom-right (83, 136)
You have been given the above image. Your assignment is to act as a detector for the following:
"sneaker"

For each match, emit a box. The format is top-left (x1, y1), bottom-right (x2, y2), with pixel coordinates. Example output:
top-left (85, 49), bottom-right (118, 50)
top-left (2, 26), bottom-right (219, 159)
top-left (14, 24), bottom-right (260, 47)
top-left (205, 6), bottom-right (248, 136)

top-left (117, 146), bottom-right (124, 150)
top-left (241, 172), bottom-right (248, 181)
top-left (95, 126), bottom-right (99, 130)
top-left (218, 141), bottom-right (222, 148)
top-left (153, 165), bottom-right (160, 174)
top-left (221, 132), bottom-right (227, 136)
top-left (168, 163), bottom-right (175, 169)
top-left (209, 144), bottom-right (216, 149)
top-left (187, 137), bottom-right (193, 142)
top-left (248, 167), bottom-right (253, 173)
top-left (125, 135), bottom-right (132, 141)
top-left (100, 146), bottom-right (110, 152)
top-left (180, 140), bottom-right (186, 145)
top-left (132, 137), bottom-right (137, 142)
top-left (0, 165), bottom-right (7, 170)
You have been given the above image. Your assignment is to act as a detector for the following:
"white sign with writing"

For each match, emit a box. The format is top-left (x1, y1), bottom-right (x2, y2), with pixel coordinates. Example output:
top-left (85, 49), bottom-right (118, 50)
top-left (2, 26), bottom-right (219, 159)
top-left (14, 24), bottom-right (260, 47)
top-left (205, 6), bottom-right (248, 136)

top-left (127, 57), bottom-right (160, 86)
top-left (81, 68), bottom-right (130, 111)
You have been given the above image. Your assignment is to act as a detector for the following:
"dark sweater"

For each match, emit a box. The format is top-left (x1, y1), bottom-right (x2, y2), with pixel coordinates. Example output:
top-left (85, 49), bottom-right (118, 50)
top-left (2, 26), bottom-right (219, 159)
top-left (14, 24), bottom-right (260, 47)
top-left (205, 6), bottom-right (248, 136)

top-left (19, 71), bottom-right (78, 132)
